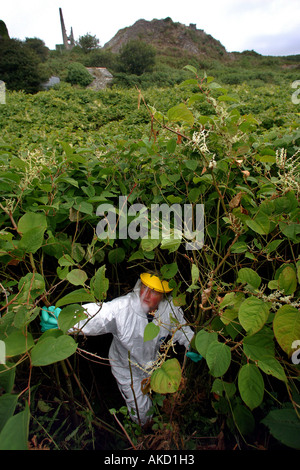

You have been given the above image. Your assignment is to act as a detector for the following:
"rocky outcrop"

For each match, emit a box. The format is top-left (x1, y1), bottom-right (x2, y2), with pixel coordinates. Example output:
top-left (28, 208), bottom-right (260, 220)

top-left (103, 18), bottom-right (227, 59)
top-left (86, 67), bottom-right (113, 90)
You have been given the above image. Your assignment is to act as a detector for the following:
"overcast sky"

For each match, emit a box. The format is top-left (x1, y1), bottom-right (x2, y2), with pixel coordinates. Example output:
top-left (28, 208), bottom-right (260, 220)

top-left (1, 0), bottom-right (300, 56)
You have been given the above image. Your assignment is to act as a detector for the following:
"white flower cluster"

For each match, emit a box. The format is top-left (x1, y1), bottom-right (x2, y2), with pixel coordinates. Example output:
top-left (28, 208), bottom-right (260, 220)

top-left (275, 147), bottom-right (288, 169)
top-left (1, 197), bottom-right (14, 212)
top-left (0, 150), bottom-right (56, 216)
top-left (208, 155), bottom-right (217, 169)
top-left (261, 289), bottom-right (300, 311)
top-left (276, 148), bottom-right (300, 194)
top-left (190, 130), bottom-right (217, 168)
top-left (191, 130), bottom-right (210, 153)
top-left (18, 149), bottom-right (56, 190)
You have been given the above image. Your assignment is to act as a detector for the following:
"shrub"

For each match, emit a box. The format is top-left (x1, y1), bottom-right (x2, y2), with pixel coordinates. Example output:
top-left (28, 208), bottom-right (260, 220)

top-left (118, 40), bottom-right (156, 75)
top-left (65, 62), bottom-right (93, 87)
top-left (83, 49), bottom-right (117, 70)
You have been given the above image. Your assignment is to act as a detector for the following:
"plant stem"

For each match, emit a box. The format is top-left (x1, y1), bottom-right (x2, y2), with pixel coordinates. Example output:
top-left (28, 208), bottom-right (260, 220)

top-left (111, 411), bottom-right (137, 450)
top-left (60, 360), bottom-right (79, 427)
top-left (29, 252), bottom-right (36, 272)
top-left (128, 351), bottom-right (142, 428)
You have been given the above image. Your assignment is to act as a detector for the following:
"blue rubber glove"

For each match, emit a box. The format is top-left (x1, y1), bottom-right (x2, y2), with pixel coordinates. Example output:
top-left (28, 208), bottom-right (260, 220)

top-left (186, 351), bottom-right (203, 363)
top-left (40, 306), bottom-right (61, 332)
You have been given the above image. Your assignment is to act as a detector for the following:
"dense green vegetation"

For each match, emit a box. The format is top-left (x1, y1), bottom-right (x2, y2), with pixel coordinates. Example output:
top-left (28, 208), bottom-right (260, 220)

top-left (0, 30), bottom-right (299, 450)
top-left (1, 26), bottom-right (299, 92)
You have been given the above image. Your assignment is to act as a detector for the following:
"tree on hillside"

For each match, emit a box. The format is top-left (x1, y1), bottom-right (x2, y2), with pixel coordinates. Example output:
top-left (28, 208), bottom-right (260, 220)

top-left (77, 33), bottom-right (100, 53)
top-left (118, 40), bottom-right (156, 75)
top-left (83, 49), bottom-right (117, 70)
top-left (24, 37), bottom-right (49, 62)
top-left (0, 38), bottom-right (50, 93)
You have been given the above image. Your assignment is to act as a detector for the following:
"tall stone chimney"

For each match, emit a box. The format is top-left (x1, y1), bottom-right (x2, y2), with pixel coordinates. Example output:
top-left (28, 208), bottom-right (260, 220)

top-left (59, 8), bottom-right (74, 50)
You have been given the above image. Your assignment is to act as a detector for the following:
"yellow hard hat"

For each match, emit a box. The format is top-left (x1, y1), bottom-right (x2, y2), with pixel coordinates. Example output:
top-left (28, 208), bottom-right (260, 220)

top-left (140, 273), bottom-right (173, 293)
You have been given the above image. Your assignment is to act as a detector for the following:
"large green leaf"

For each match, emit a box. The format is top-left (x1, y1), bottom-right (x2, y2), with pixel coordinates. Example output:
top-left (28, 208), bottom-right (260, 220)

top-left (0, 393), bottom-right (18, 432)
top-left (273, 305), bottom-right (300, 356)
top-left (237, 268), bottom-right (261, 290)
top-left (279, 221), bottom-right (300, 242)
top-left (231, 241), bottom-right (248, 253)
top-left (144, 322), bottom-right (160, 342)
top-left (0, 340), bottom-right (5, 364)
top-left (262, 409), bottom-right (300, 450)
top-left (243, 329), bottom-right (287, 382)
top-left (297, 260), bottom-right (300, 284)
top-left (73, 200), bottom-right (93, 216)
top-left (220, 292), bottom-right (244, 325)
top-left (183, 65), bottom-right (197, 74)
top-left (211, 379), bottom-right (236, 399)
top-left (13, 305), bottom-right (40, 330)
top-left (17, 212), bottom-right (47, 254)
top-left (257, 356), bottom-right (287, 383)
top-left (278, 266), bottom-right (297, 295)
top-left (264, 239), bottom-right (283, 254)
top-left (243, 328), bottom-right (273, 356)
top-left (195, 329), bottom-right (218, 358)
top-left (66, 269), bottom-right (88, 286)
top-left (150, 358), bottom-right (181, 394)
top-left (273, 195), bottom-right (296, 215)
top-left (31, 333), bottom-right (77, 366)
top-left (19, 226), bottom-right (46, 253)
top-left (206, 342), bottom-right (231, 377)
top-left (0, 363), bottom-right (15, 393)
top-left (58, 254), bottom-right (75, 266)
top-left (191, 264), bottom-right (199, 284)
top-left (246, 212), bottom-right (270, 235)
top-left (232, 404), bottom-right (255, 436)
top-left (0, 402), bottom-right (30, 450)
top-left (92, 265), bottom-right (109, 301)
top-left (140, 238), bottom-right (161, 252)
top-left (238, 297), bottom-right (270, 336)
top-left (238, 363), bottom-right (264, 410)
top-left (160, 238), bottom-right (181, 253)
top-left (167, 103), bottom-right (194, 126)
top-left (4, 330), bottom-right (34, 357)
top-left (160, 262), bottom-right (178, 279)
top-left (17, 212), bottom-right (47, 234)
top-left (108, 247), bottom-right (126, 264)
top-left (57, 304), bottom-right (87, 334)
top-left (56, 289), bottom-right (95, 308)
top-left (17, 272), bottom-right (45, 303)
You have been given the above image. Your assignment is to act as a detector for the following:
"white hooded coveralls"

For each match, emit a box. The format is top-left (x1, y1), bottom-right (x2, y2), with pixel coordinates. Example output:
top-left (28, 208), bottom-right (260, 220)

top-left (73, 280), bottom-right (194, 425)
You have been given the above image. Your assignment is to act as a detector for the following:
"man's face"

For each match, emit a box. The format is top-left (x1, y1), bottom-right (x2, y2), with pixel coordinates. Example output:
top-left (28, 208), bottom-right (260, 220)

top-left (140, 283), bottom-right (163, 312)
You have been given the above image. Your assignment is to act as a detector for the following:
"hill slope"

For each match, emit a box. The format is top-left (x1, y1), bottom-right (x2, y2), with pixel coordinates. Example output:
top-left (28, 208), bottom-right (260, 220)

top-left (103, 17), bottom-right (228, 60)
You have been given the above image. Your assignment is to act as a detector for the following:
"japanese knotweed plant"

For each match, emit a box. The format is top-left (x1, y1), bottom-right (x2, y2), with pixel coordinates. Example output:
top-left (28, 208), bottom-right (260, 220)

top-left (137, 65), bottom-right (300, 448)
top-left (0, 70), bottom-right (299, 449)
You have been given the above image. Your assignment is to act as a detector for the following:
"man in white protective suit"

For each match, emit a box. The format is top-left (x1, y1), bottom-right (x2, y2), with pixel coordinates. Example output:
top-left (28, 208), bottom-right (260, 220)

top-left (40, 272), bottom-right (194, 427)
